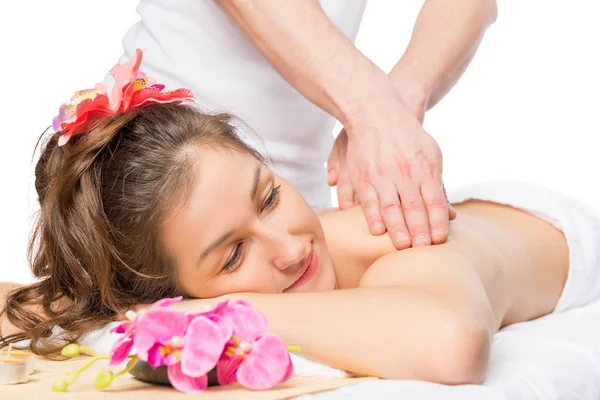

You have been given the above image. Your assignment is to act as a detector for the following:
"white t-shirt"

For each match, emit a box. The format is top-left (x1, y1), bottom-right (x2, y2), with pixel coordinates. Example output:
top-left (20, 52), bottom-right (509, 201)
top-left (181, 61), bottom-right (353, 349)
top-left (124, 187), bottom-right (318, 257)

top-left (115, 0), bottom-right (368, 208)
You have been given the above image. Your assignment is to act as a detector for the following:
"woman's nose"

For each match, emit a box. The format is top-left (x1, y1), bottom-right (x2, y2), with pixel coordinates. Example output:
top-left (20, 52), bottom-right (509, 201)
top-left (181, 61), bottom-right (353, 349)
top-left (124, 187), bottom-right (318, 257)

top-left (263, 230), bottom-right (305, 271)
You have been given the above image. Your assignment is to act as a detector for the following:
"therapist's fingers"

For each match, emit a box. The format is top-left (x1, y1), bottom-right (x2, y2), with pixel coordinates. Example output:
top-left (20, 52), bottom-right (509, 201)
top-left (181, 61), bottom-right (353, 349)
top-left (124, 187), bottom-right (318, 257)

top-left (354, 190), bottom-right (360, 207)
top-left (327, 144), bottom-right (340, 186)
top-left (376, 183), bottom-right (411, 249)
top-left (357, 183), bottom-right (386, 235)
top-left (449, 204), bottom-right (457, 220)
top-left (396, 180), bottom-right (431, 247)
top-left (336, 167), bottom-right (355, 209)
top-left (421, 181), bottom-right (450, 244)
top-left (444, 186), bottom-right (457, 220)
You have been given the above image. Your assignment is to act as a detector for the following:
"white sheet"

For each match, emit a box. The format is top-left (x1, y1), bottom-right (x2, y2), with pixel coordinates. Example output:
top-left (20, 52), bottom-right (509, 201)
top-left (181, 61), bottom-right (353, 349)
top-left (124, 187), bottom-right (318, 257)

top-left (297, 298), bottom-right (600, 399)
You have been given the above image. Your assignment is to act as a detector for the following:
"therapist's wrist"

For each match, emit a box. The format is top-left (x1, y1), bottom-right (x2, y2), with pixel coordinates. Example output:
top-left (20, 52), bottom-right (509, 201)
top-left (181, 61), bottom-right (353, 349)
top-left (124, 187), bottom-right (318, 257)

top-left (388, 68), bottom-right (431, 124)
top-left (341, 74), bottom-right (418, 138)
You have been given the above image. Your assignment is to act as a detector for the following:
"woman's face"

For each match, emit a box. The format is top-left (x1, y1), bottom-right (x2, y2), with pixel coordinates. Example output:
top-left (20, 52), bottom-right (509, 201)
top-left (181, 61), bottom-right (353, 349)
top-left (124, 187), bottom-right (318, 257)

top-left (161, 148), bottom-right (337, 298)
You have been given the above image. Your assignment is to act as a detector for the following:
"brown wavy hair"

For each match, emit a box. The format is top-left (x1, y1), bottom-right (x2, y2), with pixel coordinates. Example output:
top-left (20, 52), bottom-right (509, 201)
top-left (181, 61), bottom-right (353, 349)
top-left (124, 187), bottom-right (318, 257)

top-left (0, 103), bottom-right (263, 358)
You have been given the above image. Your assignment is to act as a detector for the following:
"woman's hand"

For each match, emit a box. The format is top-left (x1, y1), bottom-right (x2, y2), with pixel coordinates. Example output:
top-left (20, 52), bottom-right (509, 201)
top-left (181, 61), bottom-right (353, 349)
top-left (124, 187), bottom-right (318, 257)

top-left (328, 78), bottom-right (455, 249)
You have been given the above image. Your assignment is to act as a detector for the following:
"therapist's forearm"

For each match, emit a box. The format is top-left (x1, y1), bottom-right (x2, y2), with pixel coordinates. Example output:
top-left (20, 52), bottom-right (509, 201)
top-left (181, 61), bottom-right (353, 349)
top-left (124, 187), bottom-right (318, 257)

top-left (216, 0), bottom-right (394, 128)
top-left (389, 0), bottom-right (498, 112)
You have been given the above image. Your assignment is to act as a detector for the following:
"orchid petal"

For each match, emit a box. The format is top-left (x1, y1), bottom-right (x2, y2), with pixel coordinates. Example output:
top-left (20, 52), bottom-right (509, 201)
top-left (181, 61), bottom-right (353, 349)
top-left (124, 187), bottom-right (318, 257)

top-left (109, 338), bottom-right (134, 366)
top-left (218, 300), bottom-right (267, 342)
top-left (151, 296), bottom-right (182, 309)
top-left (147, 342), bottom-right (168, 368)
top-left (135, 308), bottom-right (187, 360)
top-left (180, 316), bottom-right (228, 377)
top-left (236, 333), bottom-right (292, 390)
top-left (167, 363), bottom-right (208, 393)
top-left (216, 356), bottom-right (243, 386)
top-left (110, 321), bottom-right (131, 335)
top-left (186, 300), bottom-right (231, 323)
top-left (281, 359), bottom-right (294, 383)
top-left (207, 314), bottom-right (233, 342)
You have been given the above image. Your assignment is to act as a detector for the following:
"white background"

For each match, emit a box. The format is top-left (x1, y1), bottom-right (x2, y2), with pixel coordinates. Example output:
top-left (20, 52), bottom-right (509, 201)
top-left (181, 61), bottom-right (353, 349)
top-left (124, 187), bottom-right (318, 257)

top-left (0, 1), bottom-right (598, 283)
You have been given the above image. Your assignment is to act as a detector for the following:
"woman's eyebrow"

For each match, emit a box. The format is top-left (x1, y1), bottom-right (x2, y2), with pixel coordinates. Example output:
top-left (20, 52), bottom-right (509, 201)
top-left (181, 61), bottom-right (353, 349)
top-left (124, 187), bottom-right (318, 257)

top-left (250, 165), bottom-right (261, 200)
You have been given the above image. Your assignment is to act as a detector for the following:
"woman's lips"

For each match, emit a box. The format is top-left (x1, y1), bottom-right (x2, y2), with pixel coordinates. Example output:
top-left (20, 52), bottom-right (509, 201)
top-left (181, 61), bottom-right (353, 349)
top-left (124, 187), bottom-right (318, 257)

top-left (287, 247), bottom-right (319, 290)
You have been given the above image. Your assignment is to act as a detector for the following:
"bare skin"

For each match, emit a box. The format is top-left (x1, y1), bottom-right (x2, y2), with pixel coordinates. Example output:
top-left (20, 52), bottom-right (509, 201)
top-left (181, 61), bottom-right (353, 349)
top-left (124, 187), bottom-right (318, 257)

top-left (0, 151), bottom-right (569, 384)
top-left (162, 150), bottom-right (569, 383)
top-left (321, 200), bottom-right (569, 330)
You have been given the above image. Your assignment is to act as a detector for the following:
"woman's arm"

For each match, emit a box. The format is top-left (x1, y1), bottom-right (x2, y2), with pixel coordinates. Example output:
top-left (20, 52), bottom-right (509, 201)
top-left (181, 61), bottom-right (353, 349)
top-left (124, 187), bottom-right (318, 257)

top-left (0, 282), bottom-right (21, 337)
top-left (174, 250), bottom-right (498, 384)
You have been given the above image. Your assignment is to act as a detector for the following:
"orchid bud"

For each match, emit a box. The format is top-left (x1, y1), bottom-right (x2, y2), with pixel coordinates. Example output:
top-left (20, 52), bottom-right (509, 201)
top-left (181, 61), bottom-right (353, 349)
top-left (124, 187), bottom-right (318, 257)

top-left (61, 344), bottom-right (80, 358)
top-left (95, 370), bottom-right (114, 389)
top-left (52, 379), bottom-right (68, 392)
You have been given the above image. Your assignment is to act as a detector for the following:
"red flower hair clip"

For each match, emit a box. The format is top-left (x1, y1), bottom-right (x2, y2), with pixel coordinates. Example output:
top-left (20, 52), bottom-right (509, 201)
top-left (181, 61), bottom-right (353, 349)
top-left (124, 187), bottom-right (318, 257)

top-left (52, 49), bottom-right (195, 146)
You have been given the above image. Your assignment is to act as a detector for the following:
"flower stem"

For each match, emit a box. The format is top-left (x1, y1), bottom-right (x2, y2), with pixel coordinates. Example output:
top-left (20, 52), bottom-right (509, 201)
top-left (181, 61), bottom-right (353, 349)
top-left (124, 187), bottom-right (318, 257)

top-left (114, 355), bottom-right (139, 378)
top-left (66, 356), bottom-right (111, 386)
top-left (287, 345), bottom-right (301, 353)
top-left (78, 347), bottom-right (98, 357)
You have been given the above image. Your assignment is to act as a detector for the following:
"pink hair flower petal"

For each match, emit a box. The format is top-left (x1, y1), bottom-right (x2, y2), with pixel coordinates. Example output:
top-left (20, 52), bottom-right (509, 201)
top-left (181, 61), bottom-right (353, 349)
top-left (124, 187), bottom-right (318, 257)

top-left (52, 49), bottom-right (195, 144)
top-left (57, 94), bottom-right (113, 146)
top-left (109, 48), bottom-right (144, 111)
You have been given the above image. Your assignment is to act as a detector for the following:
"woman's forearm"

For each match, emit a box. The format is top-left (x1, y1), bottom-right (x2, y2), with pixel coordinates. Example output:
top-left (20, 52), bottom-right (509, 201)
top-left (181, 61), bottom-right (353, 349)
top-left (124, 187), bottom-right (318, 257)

top-left (176, 286), bottom-right (490, 384)
top-left (389, 0), bottom-right (498, 112)
top-left (0, 282), bottom-right (21, 337)
top-left (215, 0), bottom-right (397, 127)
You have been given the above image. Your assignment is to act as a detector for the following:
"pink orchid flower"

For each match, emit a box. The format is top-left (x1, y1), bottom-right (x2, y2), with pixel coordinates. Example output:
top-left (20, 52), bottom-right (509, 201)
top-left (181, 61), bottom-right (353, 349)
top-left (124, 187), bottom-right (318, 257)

top-left (109, 297), bottom-right (183, 366)
top-left (214, 300), bottom-right (293, 390)
top-left (133, 298), bottom-right (233, 393)
top-left (54, 48), bottom-right (195, 146)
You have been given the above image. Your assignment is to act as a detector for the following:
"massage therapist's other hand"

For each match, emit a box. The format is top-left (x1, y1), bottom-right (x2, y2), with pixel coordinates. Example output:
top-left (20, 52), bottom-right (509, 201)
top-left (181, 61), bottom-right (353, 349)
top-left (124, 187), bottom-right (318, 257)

top-left (327, 77), bottom-right (456, 249)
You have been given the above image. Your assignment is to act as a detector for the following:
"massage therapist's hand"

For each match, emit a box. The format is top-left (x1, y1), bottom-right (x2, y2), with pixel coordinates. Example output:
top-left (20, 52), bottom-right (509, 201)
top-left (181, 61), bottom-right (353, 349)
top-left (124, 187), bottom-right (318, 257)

top-left (327, 77), bottom-right (454, 249)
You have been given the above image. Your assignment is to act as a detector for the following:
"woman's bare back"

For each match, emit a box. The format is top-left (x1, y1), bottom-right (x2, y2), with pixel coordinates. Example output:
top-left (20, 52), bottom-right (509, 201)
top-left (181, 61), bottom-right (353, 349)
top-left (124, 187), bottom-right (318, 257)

top-left (320, 199), bottom-right (569, 328)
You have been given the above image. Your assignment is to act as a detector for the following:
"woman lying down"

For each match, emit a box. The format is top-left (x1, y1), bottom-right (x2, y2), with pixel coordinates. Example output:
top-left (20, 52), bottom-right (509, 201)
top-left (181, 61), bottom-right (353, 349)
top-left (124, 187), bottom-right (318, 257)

top-left (2, 52), bottom-right (600, 386)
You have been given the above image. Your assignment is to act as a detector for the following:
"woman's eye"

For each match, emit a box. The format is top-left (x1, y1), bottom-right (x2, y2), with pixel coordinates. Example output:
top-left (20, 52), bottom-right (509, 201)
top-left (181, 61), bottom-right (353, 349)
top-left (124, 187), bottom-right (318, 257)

top-left (261, 185), bottom-right (281, 213)
top-left (223, 242), bottom-right (243, 272)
